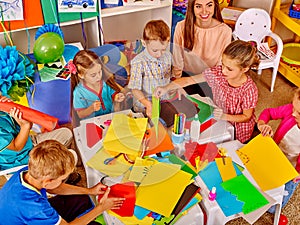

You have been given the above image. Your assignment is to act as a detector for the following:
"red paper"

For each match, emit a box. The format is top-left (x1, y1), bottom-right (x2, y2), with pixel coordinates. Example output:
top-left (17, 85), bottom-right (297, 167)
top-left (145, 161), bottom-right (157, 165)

top-left (98, 182), bottom-right (136, 217)
top-left (0, 101), bottom-right (58, 131)
top-left (184, 142), bottom-right (218, 166)
top-left (185, 118), bottom-right (217, 133)
top-left (86, 123), bottom-right (103, 148)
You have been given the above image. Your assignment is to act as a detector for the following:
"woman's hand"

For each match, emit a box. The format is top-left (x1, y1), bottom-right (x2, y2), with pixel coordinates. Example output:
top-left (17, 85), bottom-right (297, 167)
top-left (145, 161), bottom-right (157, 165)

top-left (115, 93), bottom-right (125, 102)
top-left (9, 107), bottom-right (32, 129)
top-left (257, 123), bottom-right (274, 137)
top-left (97, 187), bottom-right (125, 211)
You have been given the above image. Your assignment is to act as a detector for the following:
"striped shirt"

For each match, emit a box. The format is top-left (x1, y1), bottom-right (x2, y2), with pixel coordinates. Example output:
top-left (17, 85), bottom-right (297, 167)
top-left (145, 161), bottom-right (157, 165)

top-left (204, 65), bottom-right (258, 143)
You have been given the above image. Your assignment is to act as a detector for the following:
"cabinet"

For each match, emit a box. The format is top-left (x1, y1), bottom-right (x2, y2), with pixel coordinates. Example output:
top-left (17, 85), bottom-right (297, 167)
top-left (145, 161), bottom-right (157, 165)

top-left (0, 0), bottom-right (172, 54)
top-left (271, 0), bottom-right (300, 87)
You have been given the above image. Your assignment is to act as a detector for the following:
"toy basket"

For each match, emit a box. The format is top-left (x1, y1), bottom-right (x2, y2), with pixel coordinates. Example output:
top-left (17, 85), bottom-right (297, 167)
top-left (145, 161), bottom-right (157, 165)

top-left (289, 1), bottom-right (300, 19)
top-left (281, 43), bottom-right (300, 66)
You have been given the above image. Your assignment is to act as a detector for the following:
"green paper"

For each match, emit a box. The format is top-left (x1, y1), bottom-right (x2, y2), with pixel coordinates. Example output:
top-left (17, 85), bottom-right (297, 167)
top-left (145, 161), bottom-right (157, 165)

top-left (186, 95), bottom-right (213, 123)
top-left (41, 0), bottom-right (99, 24)
top-left (168, 154), bottom-right (198, 179)
top-left (152, 94), bottom-right (160, 138)
top-left (94, 214), bottom-right (106, 224)
top-left (221, 174), bottom-right (269, 214)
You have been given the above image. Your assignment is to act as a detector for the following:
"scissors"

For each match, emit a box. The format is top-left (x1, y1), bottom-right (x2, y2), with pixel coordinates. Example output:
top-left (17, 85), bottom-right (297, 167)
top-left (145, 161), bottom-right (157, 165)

top-left (218, 148), bottom-right (227, 165)
top-left (104, 153), bottom-right (123, 165)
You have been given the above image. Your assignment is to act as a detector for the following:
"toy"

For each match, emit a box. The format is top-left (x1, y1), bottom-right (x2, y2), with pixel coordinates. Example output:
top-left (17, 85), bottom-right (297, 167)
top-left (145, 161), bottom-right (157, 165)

top-left (279, 214), bottom-right (288, 225)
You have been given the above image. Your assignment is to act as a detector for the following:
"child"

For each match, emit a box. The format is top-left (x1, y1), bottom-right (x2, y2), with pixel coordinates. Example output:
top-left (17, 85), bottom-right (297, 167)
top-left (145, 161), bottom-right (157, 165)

top-left (0, 140), bottom-right (124, 224)
top-left (0, 95), bottom-right (75, 171)
top-left (128, 19), bottom-right (173, 117)
top-left (257, 88), bottom-right (300, 212)
top-left (155, 40), bottom-right (260, 143)
top-left (71, 50), bottom-right (125, 120)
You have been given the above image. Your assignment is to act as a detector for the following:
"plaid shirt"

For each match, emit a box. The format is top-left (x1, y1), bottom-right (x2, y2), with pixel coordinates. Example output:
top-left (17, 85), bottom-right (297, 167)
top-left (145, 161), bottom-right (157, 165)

top-left (128, 49), bottom-right (172, 110)
top-left (204, 65), bottom-right (258, 143)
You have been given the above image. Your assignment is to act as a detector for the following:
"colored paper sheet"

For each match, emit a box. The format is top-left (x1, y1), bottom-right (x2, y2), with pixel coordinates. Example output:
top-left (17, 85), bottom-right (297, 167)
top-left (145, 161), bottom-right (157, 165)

top-left (103, 114), bottom-right (148, 156)
top-left (136, 162), bottom-right (192, 217)
top-left (199, 161), bottom-right (244, 216)
top-left (107, 210), bottom-right (154, 225)
top-left (152, 94), bottom-right (160, 138)
top-left (144, 123), bottom-right (174, 156)
top-left (86, 148), bottom-right (131, 177)
top-left (221, 174), bottom-right (269, 214)
top-left (134, 205), bottom-right (151, 220)
top-left (86, 123), bottom-right (103, 148)
top-left (129, 157), bottom-right (157, 183)
top-left (94, 214), bottom-right (106, 225)
top-left (168, 154), bottom-right (198, 179)
top-left (0, 101), bottom-right (58, 131)
top-left (98, 182), bottom-right (136, 217)
top-left (236, 135), bottom-right (298, 191)
top-left (186, 95), bottom-right (214, 123)
top-left (216, 157), bottom-right (237, 181)
top-left (185, 118), bottom-right (217, 133)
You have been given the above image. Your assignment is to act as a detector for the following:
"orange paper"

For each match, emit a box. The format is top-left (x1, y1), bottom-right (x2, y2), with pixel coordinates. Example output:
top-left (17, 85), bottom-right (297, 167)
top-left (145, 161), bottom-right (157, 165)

top-left (0, 101), bottom-right (58, 131)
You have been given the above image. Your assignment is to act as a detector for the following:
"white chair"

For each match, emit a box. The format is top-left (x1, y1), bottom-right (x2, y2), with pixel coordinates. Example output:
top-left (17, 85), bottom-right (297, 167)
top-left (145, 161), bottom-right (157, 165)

top-left (233, 8), bottom-right (283, 92)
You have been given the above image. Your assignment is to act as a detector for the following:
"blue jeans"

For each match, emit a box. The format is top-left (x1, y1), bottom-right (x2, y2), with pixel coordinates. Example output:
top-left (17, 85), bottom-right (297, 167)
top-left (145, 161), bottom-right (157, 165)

top-left (268, 180), bottom-right (299, 214)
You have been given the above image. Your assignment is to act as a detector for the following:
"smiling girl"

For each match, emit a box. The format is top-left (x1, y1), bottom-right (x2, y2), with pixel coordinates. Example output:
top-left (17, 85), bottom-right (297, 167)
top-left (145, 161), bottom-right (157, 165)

top-left (155, 40), bottom-right (260, 143)
top-left (71, 50), bottom-right (125, 120)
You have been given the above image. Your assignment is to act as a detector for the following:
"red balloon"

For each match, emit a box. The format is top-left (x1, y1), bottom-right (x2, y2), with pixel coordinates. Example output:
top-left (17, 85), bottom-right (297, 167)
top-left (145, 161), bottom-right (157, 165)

top-left (279, 214), bottom-right (288, 225)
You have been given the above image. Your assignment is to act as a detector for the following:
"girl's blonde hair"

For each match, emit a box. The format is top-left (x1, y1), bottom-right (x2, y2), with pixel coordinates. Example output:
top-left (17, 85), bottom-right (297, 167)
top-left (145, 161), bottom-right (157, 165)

top-left (223, 40), bottom-right (260, 70)
top-left (143, 20), bottom-right (170, 43)
top-left (184, 0), bottom-right (223, 51)
top-left (28, 140), bottom-right (75, 180)
top-left (71, 49), bottom-right (122, 93)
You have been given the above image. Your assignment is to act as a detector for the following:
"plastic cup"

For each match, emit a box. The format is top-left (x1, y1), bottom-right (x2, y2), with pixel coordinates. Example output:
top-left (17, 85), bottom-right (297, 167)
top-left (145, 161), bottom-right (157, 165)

top-left (171, 132), bottom-right (184, 144)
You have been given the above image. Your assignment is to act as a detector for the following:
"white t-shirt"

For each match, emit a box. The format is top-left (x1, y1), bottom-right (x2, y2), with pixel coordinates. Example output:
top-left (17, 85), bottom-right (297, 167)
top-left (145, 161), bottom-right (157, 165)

top-left (279, 124), bottom-right (300, 167)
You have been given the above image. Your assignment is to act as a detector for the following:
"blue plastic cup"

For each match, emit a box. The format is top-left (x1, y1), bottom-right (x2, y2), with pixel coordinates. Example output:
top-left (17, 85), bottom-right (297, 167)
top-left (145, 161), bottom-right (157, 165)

top-left (171, 132), bottom-right (184, 144)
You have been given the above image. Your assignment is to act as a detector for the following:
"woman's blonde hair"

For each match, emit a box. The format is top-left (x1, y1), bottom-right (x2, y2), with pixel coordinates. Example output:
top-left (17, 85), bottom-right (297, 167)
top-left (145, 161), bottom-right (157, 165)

top-left (28, 140), bottom-right (75, 180)
top-left (223, 40), bottom-right (260, 70)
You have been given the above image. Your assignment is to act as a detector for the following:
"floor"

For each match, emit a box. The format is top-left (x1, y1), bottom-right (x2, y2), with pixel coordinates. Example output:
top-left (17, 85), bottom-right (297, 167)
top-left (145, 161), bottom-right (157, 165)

top-left (74, 68), bottom-right (300, 225)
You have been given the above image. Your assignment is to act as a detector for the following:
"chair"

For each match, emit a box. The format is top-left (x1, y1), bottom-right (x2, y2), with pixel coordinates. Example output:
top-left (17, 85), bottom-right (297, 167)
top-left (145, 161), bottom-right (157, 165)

top-left (232, 8), bottom-right (283, 92)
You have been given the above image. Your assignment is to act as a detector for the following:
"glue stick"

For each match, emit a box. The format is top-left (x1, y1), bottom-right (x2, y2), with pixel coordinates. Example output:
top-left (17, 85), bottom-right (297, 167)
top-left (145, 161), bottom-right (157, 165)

top-left (208, 187), bottom-right (217, 201)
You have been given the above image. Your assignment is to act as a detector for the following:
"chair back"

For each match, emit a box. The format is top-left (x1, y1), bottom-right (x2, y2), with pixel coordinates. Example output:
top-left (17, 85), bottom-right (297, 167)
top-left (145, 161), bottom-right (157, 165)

top-left (233, 8), bottom-right (271, 44)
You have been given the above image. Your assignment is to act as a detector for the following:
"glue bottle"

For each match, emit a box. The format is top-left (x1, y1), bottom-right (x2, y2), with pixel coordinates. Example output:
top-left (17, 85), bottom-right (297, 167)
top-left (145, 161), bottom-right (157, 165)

top-left (190, 114), bottom-right (201, 141)
top-left (208, 187), bottom-right (217, 201)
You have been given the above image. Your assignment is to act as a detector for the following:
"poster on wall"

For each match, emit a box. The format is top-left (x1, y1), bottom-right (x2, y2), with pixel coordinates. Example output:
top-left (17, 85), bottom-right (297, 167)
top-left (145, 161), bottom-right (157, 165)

top-left (58, 0), bottom-right (97, 13)
top-left (0, 0), bottom-right (24, 21)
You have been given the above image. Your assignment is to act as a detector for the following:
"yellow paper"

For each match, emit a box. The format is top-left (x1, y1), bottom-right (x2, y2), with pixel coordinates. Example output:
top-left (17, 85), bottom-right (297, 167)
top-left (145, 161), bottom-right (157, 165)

top-left (107, 211), bottom-right (154, 225)
top-left (128, 157), bottom-right (157, 182)
top-left (103, 114), bottom-right (148, 156)
top-left (86, 148), bottom-right (131, 177)
top-left (136, 162), bottom-right (192, 217)
top-left (216, 157), bottom-right (237, 181)
top-left (236, 135), bottom-right (298, 191)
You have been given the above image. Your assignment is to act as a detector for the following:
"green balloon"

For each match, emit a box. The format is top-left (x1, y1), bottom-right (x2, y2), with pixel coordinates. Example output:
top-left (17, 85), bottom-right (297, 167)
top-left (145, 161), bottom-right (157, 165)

top-left (33, 32), bottom-right (65, 64)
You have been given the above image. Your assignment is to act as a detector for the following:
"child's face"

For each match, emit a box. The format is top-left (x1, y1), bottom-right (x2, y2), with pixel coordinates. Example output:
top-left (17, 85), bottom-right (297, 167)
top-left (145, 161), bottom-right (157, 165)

top-left (194, 0), bottom-right (215, 23)
top-left (143, 40), bottom-right (169, 59)
top-left (292, 96), bottom-right (300, 126)
top-left (81, 63), bottom-right (102, 85)
top-left (221, 55), bottom-right (248, 81)
top-left (45, 173), bottom-right (70, 190)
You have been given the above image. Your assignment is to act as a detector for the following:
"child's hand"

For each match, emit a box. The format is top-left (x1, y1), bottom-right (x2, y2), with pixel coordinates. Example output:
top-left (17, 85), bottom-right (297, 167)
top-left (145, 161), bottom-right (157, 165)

top-left (154, 86), bottom-right (168, 98)
top-left (258, 124), bottom-right (273, 136)
top-left (9, 107), bottom-right (32, 129)
top-left (0, 95), bottom-right (12, 102)
top-left (213, 107), bottom-right (225, 120)
top-left (97, 187), bottom-right (125, 211)
top-left (293, 174), bottom-right (300, 183)
top-left (92, 101), bottom-right (101, 111)
top-left (115, 93), bottom-right (125, 102)
top-left (144, 100), bottom-right (152, 118)
top-left (89, 182), bottom-right (108, 196)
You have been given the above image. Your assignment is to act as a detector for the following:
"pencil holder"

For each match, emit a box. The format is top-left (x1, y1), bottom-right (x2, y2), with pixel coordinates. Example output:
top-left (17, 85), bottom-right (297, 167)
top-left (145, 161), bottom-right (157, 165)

top-left (171, 132), bottom-right (184, 144)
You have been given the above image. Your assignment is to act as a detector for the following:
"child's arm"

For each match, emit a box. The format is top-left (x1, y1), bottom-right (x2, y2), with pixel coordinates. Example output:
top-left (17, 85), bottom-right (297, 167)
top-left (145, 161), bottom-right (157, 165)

top-left (76, 101), bottom-right (101, 119)
top-left (132, 89), bottom-right (152, 117)
top-left (257, 119), bottom-right (274, 136)
top-left (6, 108), bottom-right (32, 151)
top-left (213, 107), bottom-right (254, 123)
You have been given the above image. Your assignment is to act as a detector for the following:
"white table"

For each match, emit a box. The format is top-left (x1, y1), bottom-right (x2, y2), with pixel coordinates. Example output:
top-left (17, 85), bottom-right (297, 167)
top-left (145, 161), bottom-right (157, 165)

top-left (195, 140), bottom-right (285, 225)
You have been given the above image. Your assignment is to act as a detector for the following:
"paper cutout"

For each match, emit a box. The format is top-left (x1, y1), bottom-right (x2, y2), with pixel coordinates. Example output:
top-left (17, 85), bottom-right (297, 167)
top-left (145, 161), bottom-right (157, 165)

top-left (152, 94), bottom-right (160, 138)
top-left (186, 95), bottom-right (214, 123)
top-left (136, 162), bottom-right (192, 217)
top-left (221, 174), bottom-right (269, 214)
top-left (216, 157), bottom-right (237, 181)
top-left (0, 101), bottom-right (58, 131)
top-left (134, 205), bottom-right (151, 220)
top-left (144, 123), bottom-right (174, 156)
top-left (129, 157), bottom-right (157, 183)
top-left (236, 135), bottom-right (298, 191)
top-left (199, 161), bottom-right (244, 216)
top-left (103, 114), bottom-right (148, 156)
top-left (98, 182), bottom-right (136, 217)
top-left (185, 118), bottom-right (217, 133)
top-left (86, 123), bottom-right (103, 148)
top-left (168, 154), bottom-right (198, 179)
top-left (86, 148), bottom-right (131, 177)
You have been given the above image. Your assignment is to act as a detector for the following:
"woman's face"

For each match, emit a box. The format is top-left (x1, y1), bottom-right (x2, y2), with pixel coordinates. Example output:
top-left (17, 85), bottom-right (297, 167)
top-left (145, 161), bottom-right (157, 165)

top-left (82, 63), bottom-right (102, 85)
top-left (193, 0), bottom-right (215, 24)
